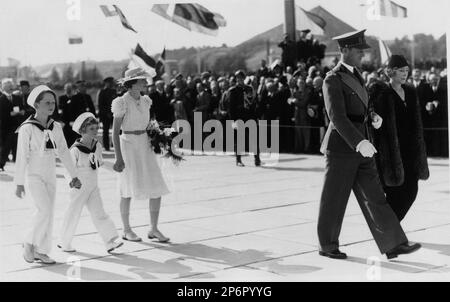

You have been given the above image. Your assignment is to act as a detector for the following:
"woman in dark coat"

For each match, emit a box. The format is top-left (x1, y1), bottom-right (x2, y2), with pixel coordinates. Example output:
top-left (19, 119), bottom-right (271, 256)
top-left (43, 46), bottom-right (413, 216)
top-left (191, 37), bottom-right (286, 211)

top-left (371, 55), bottom-right (429, 221)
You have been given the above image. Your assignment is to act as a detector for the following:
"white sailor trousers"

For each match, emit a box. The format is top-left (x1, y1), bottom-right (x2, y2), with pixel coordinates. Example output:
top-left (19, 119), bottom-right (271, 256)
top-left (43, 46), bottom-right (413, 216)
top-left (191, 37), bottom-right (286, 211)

top-left (60, 169), bottom-right (118, 248)
top-left (25, 153), bottom-right (56, 254)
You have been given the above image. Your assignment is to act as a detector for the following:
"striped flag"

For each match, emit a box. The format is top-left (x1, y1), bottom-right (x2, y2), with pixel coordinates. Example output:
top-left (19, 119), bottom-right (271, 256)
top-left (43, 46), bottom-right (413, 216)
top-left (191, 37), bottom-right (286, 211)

top-left (129, 44), bottom-right (157, 78)
top-left (151, 3), bottom-right (226, 36)
top-left (99, 5), bottom-right (137, 33)
top-left (378, 0), bottom-right (407, 18)
top-left (378, 38), bottom-right (392, 65)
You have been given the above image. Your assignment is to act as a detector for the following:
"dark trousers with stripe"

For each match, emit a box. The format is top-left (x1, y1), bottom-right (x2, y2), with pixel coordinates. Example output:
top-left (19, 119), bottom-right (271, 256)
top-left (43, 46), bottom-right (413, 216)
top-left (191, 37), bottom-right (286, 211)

top-left (317, 152), bottom-right (408, 254)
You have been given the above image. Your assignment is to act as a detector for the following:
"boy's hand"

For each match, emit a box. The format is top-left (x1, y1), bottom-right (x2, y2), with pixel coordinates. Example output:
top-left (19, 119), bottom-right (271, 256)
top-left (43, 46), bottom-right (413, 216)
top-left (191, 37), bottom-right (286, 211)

top-left (16, 185), bottom-right (25, 198)
top-left (69, 177), bottom-right (82, 189)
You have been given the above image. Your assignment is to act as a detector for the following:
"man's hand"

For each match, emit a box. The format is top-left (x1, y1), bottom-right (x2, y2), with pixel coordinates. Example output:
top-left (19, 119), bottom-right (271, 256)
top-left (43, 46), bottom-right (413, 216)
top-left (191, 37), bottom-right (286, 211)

top-left (16, 185), bottom-right (25, 198)
top-left (356, 140), bottom-right (377, 158)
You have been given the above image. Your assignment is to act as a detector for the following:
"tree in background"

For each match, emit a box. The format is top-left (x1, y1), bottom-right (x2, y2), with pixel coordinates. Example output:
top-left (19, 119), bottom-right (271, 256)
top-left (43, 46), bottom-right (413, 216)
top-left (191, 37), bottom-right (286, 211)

top-left (62, 65), bottom-right (75, 83)
top-left (50, 67), bottom-right (60, 84)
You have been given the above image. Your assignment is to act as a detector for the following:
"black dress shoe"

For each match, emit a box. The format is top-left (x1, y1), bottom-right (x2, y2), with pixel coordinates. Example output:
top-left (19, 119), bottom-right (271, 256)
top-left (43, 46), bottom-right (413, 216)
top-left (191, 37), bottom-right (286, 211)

top-left (386, 242), bottom-right (421, 259)
top-left (254, 156), bottom-right (261, 167)
top-left (319, 249), bottom-right (347, 259)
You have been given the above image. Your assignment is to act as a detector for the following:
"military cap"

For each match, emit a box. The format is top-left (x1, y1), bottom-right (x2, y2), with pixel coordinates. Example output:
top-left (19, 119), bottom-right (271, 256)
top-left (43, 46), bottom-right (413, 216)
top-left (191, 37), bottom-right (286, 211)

top-left (234, 70), bottom-right (246, 78)
top-left (332, 29), bottom-right (371, 49)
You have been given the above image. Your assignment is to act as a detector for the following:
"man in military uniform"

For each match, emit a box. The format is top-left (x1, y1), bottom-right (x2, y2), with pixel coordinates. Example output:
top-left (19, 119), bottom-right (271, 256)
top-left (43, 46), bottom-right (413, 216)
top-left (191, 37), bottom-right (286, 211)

top-left (317, 30), bottom-right (421, 260)
top-left (228, 70), bottom-right (261, 167)
top-left (97, 77), bottom-right (117, 151)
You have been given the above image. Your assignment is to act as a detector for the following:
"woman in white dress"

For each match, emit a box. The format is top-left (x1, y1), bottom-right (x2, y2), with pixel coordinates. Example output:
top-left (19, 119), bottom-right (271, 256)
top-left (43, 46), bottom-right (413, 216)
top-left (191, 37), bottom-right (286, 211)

top-left (111, 67), bottom-right (170, 242)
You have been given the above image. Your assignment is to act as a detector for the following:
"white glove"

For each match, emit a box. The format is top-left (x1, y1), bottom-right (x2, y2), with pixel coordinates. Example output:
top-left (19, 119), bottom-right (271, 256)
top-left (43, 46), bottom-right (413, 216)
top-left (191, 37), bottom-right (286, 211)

top-left (433, 100), bottom-right (439, 108)
top-left (356, 140), bottom-right (377, 158)
top-left (371, 113), bottom-right (383, 129)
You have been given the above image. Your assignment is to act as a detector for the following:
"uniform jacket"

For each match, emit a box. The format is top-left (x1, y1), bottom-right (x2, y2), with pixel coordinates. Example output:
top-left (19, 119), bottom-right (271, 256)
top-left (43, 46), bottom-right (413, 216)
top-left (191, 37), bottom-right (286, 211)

top-left (320, 62), bottom-right (371, 154)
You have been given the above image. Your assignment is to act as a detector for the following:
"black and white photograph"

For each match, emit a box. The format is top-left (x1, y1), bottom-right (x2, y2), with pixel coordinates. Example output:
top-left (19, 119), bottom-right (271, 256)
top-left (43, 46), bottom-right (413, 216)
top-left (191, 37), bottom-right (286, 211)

top-left (0, 0), bottom-right (449, 284)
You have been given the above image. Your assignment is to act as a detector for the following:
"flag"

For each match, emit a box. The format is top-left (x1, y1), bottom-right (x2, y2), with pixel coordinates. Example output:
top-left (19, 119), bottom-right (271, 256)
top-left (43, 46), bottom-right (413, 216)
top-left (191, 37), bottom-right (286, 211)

top-left (151, 3), bottom-right (226, 36)
top-left (68, 36), bottom-right (83, 44)
top-left (134, 43), bottom-right (157, 68)
top-left (378, 0), bottom-right (407, 18)
top-left (100, 5), bottom-right (137, 33)
top-left (100, 5), bottom-right (118, 17)
top-left (295, 5), bottom-right (325, 35)
top-left (113, 5), bottom-right (138, 33)
top-left (304, 10), bottom-right (326, 29)
top-left (130, 44), bottom-right (157, 78)
top-left (378, 38), bottom-right (392, 65)
top-left (155, 48), bottom-right (166, 78)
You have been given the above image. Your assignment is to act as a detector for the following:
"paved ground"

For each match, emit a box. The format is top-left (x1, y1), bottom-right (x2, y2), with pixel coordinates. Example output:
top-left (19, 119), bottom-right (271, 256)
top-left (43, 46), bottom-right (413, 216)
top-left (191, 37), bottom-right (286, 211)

top-left (1, 151), bottom-right (449, 282)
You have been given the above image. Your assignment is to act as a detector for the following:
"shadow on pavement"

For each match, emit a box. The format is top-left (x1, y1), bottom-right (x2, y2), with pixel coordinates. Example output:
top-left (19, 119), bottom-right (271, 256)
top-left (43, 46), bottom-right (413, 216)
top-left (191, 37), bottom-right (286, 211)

top-left (421, 242), bottom-right (450, 257)
top-left (157, 243), bottom-right (322, 277)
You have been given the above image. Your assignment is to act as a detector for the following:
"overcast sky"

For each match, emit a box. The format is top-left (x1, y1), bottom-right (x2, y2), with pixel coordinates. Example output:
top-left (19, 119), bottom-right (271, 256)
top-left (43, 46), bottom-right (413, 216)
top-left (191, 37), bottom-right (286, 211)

top-left (0, 0), bottom-right (448, 66)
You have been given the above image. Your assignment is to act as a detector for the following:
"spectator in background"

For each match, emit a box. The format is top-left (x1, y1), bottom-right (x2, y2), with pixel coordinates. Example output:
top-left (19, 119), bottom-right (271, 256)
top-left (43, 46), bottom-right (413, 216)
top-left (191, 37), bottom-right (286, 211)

top-left (59, 83), bottom-right (75, 143)
top-left (0, 79), bottom-right (25, 170)
top-left (194, 82), bottom-right (211, 137)
top-left (292, 78), bottom-right (311, 153)
top-left (150, 80), bottom-right (173, 125)
top-left (296, 29), bottom-right (311, 64)
top-left (228, 70), bottom-right (261, 166)
top-left (256, 59), bottom-right (272, 80)
top-left (97, 77), bottom-right (117, 151)
top-left (270, 60), bottom-right (283, 78)
top-left (170, 88), bottom-right (189, 134)
top-left (429, 74), bottom-right (448, 156)
top-left (209, 81), bottom-right (221, 119)
top-left (63, 80), bottom-right (96, 146)
top-left (19, 81), bottom-right (35, 119)
top-left (305, 76), bottom-right (325, 153)
top-left (278, 34), bottom-right (297, 70)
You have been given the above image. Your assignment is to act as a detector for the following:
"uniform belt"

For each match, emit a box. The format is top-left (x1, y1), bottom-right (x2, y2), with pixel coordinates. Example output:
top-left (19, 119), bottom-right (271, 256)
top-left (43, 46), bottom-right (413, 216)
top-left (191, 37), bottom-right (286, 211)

top-left (123, 130), bottom-right (147, 135)
top-left (347, 114), bottom-right (366, 123)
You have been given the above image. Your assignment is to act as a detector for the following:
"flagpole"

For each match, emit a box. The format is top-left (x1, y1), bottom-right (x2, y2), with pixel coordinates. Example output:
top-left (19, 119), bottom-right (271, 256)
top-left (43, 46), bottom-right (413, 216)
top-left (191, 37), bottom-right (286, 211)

top-left (284, 0), bottom-right (296, 41)
top-left (410, 34), bottom-right (415, 69)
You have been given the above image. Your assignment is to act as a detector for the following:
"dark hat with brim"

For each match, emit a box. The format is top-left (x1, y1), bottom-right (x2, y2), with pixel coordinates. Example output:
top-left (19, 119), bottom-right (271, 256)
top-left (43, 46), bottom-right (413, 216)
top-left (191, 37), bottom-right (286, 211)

top-left (300, 29), bottom-right (311, 34)
top-left (103, 77), bottom-right (114, 83)
top-left (333, 29), bottom-right (371, 50)
top-left (388, 55), bottom-right (409, 69)
top-left (19, 80), bottom-right (30, 86)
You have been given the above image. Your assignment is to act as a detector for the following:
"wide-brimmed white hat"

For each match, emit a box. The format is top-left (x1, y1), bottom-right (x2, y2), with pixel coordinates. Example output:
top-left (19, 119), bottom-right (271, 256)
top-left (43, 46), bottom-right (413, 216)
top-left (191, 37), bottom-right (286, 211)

top-left (27, 85), bottom-right (57, 109)
top-left (118, 67), bottom-right (151, 85)
top-left (72, 112), bottom-right (96, 134)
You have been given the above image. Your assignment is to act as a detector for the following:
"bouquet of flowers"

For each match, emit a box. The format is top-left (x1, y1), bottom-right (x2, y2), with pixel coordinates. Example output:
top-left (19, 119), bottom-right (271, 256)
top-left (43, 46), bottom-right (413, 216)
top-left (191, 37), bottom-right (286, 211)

top-left (147, 120), bottom-right (184, 163)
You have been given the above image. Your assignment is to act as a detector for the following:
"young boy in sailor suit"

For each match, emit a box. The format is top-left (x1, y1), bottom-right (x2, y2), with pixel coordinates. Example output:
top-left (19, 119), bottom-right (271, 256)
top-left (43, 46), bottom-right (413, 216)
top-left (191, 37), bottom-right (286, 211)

top-left (59, 112), bottom-right (123, 253)
top-left (15, 85), bottom-right (82, 265)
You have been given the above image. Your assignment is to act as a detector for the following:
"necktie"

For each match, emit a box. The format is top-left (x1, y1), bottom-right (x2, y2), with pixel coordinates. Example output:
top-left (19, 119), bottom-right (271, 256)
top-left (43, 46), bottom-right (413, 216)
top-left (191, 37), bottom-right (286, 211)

top-left (353, 68), bottom-right (365, 86)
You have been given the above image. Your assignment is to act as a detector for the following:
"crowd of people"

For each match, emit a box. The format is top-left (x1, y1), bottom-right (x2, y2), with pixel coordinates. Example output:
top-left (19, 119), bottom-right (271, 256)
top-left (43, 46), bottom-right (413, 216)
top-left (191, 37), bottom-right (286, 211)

top-left (0, 57), bottom-right (448, 171)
